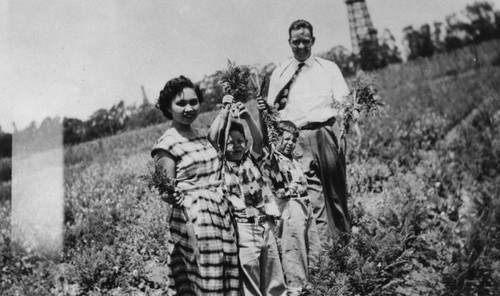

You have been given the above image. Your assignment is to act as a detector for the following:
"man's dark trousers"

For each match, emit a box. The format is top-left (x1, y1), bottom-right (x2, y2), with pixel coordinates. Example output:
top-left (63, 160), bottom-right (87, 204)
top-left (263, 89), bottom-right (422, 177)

top-left (296, 120), bottom-right (351, 246)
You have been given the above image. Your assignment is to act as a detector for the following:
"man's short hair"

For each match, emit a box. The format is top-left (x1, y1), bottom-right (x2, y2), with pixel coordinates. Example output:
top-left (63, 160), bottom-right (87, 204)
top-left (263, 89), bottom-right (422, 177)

top-left (288, 19), bottom-right (314, 39)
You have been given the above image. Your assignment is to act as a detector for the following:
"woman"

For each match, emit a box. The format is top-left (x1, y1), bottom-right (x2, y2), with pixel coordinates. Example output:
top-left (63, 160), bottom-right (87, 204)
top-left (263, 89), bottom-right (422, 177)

top-left (151, 76), bottom-right (240, 295)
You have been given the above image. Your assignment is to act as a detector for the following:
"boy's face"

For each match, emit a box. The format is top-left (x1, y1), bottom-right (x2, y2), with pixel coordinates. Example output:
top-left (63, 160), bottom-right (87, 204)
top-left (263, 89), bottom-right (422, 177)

top-left (225, 130), bottom-right (248, 162)
top-left (276, 131), bottom-right (297, 157)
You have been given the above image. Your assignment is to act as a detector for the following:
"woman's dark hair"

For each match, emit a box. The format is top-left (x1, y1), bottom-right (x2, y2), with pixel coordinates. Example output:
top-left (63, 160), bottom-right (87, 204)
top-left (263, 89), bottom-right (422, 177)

top-left (156, 75), bottom-right (204, 119)
top-left (288, 19), bottom-right (314, 39)
top-left (218, 121), bottom-right (246, 150)
top-left (277, 120), bottom-right (299, 139)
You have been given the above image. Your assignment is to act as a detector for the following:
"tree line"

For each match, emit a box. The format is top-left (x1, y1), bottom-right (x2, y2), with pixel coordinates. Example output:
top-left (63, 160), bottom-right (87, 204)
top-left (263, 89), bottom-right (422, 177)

top-left (320, 1), bottom-right (500, 75)
top-left (1, 1), bottom-right (499, 159)
top-left (0, 95), bottom-right (165, 159)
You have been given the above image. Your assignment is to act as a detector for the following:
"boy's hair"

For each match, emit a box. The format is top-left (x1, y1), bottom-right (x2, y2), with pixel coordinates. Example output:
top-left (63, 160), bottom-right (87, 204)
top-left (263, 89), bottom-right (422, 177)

top-left (219, 120), bottom-right (246, 150)
top-left (277, 120), bottom-right (299, 139)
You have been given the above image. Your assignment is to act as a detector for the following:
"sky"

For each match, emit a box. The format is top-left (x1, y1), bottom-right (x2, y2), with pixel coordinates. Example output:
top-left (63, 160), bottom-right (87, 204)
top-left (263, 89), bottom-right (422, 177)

top-left (1, 0), bottom-right (497, 133)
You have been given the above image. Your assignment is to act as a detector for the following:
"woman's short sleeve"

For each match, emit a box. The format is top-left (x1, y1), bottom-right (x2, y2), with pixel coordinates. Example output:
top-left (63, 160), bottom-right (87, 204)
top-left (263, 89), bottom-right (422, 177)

top-left (151, 130), bottom-right (181, 161)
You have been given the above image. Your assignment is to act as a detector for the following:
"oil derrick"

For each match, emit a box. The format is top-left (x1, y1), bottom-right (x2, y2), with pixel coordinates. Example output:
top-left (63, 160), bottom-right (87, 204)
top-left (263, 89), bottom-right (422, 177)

top-left (345, 0), bottom-right (376, 55)
top-left (345, 0), bottom-right (385, 71)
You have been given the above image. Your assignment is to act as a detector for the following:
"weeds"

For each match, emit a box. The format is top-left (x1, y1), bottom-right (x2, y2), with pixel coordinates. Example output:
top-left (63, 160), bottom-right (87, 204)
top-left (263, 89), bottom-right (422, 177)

top-left (1, 43), bottom-right (500, 295)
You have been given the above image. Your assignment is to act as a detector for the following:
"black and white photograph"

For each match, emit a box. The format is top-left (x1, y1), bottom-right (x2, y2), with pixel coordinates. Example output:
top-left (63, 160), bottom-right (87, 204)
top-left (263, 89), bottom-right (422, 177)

top-left (1, 0), bottom-right (500, 295)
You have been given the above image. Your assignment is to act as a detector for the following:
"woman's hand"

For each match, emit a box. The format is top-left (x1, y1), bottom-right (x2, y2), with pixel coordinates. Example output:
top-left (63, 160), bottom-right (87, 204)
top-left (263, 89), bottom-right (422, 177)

top-left (160, 189), bottom-right (185, 206)
top-left (256, 97), bottom-right (268, 112)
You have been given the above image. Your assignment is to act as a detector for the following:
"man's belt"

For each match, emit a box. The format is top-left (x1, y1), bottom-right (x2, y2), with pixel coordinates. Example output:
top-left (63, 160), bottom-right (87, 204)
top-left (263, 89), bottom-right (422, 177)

top-left (235, 215), bottom-right (270, 224)
top-left (299, 117), bottom-right (336, 131)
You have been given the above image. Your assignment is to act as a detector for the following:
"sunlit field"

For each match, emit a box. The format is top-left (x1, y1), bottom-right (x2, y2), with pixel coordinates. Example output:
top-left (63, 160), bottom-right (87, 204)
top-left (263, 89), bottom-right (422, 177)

top-left (1, 40), bottom-right (500, 295)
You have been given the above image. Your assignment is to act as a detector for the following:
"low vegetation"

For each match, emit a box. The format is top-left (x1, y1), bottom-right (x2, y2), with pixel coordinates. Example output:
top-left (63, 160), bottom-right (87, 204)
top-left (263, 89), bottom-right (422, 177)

top-left (1, 41), bottom-right (500, 295)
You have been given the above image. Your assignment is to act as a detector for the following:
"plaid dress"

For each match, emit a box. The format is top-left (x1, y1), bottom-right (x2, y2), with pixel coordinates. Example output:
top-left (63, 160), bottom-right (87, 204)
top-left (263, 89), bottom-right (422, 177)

top-left (151, 128), bottom-right (239, 296)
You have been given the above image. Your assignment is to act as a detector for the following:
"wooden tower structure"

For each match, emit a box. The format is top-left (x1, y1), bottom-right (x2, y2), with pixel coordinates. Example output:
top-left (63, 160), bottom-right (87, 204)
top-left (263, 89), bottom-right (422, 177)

top-left (345, 0), bottom-right (377, 55)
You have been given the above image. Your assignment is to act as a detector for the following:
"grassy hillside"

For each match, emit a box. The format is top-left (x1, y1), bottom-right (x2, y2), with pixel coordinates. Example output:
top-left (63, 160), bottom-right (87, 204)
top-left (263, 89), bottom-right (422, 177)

top-left (1, 40), bottom-right (500, 295)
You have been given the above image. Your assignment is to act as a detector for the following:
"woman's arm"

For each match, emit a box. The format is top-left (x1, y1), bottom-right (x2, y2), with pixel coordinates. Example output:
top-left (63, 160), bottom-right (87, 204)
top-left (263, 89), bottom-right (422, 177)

top-left (154, 150), bottom-right (184, 205)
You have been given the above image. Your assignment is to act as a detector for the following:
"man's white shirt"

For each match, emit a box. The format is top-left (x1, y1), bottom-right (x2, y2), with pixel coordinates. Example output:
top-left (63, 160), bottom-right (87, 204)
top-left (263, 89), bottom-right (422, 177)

top-left (267, 56), bottom-right (349, 128)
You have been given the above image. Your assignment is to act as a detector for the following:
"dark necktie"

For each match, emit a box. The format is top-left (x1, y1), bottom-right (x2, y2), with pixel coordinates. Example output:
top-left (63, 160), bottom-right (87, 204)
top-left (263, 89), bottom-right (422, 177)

top-left (273, 62), bottom-right (305, 111)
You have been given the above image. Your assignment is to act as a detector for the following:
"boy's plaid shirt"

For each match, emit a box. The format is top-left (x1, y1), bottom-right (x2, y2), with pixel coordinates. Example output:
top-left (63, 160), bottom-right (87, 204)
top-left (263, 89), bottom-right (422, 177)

top-left (221, 151), bottom-right (275, 219)
top-left (261, 146), bottom-right (308, 198)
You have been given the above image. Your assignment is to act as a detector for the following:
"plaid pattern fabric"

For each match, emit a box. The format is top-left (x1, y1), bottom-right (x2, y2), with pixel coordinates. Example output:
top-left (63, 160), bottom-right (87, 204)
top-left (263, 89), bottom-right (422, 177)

top-left (261, 147), bottom-right (308, 198)
top-left (152, 129), bottom-right (222, 188)
top-left (152, 129), bottom-right (239, 295)
top-left (222, 152), bottom-right (274, 219)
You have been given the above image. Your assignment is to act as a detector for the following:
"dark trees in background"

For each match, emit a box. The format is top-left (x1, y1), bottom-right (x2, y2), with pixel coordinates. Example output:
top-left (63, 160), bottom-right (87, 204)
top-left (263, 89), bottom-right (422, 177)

top-left (0, 129), bottom-right (12, 159)
top-left (379, 29), bottom-right (403, 65)
top-left (85, 108), bottom-right (116, 140)
top-left (123, 97), bottom-right (166, 130)
top-left (82, 99), bottom-right (165, 143)
top-left (496, 11), bottom-right (500, 35)
top-left (63, 118), bottom-right (85, 146)
top-left (404, 24), bottom-right (435, 61)
top-left (1, 91), bottom-right (166, 152)
top-left (465, 1), bottom-right (498, 42)
top-left (359, 29), bottom-right (388, 71)
top-left (418, 24), bottom-right (435, 58)
top-left (402, 1), bottom-right (499, 59)
top-left (2, 2), bottom-right (498, 153)
top-left (320, 28), bottom-right (402, 76)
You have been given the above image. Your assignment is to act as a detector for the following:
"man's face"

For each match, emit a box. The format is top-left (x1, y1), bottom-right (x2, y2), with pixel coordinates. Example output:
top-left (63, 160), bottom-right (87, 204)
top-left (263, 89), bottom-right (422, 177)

top-left (289, 28), bottom-right (315, 62)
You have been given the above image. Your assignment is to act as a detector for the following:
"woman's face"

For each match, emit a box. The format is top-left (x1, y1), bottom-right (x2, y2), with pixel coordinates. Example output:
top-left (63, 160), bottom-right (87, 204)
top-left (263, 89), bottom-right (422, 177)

top-left (169, 87), bottom-right (200, 126)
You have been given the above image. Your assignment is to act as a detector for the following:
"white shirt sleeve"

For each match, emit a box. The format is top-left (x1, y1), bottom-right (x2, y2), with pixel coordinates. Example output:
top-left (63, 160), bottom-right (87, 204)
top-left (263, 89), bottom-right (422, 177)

top-left (266, 63), bottom-right (284, 106)
top-left (330, 62), bottom-right (350, 104)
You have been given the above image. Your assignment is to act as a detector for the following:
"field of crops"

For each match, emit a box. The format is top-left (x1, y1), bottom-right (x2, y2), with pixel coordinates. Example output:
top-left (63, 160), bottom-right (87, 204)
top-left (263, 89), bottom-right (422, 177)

top-left (1, 40), bottom-right (500, 295)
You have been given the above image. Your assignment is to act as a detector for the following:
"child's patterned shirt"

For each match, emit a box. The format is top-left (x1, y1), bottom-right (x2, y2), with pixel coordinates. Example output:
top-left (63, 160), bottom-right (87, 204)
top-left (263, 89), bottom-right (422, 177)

top-left (261, 147), bottom-right (308, 199)
top-left (222, 152), bottom-right (278, 219)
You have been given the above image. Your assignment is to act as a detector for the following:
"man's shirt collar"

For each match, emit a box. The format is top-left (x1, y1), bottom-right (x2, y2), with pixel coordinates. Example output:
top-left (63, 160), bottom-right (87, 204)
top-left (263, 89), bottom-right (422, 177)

top-left (292, 56), bottom-right (315, 68)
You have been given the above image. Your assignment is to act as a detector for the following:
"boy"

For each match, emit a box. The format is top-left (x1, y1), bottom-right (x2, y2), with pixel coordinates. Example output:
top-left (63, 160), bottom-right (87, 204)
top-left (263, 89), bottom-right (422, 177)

top-left (258, 99), bottom-right (320, 296)
top-left (208, 96), bottom-right (287, 296)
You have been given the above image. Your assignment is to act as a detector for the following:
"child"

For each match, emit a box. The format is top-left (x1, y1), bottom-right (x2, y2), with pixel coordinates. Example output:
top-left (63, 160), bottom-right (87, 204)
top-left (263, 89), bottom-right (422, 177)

top-left (258, 99), bottom-right (320, 296)
top-left (209, 96), bottom-right (287, 296)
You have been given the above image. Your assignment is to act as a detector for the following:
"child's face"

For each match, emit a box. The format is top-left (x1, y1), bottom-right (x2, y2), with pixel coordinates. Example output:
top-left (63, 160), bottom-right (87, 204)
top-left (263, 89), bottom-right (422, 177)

top-left (225, 130), bottom-right (248, 162)
top-left (276, 131), bottom-right (297, 157)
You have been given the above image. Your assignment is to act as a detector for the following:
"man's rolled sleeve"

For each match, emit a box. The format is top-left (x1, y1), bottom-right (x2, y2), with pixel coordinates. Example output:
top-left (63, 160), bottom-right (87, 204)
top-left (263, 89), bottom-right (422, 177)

top-left (330, 63), bottom-right (350, 104)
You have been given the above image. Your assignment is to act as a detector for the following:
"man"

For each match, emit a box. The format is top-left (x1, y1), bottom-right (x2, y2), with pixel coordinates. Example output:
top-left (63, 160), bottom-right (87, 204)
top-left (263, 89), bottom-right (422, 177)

top-left (266, 19), bottom-right (352, 246)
